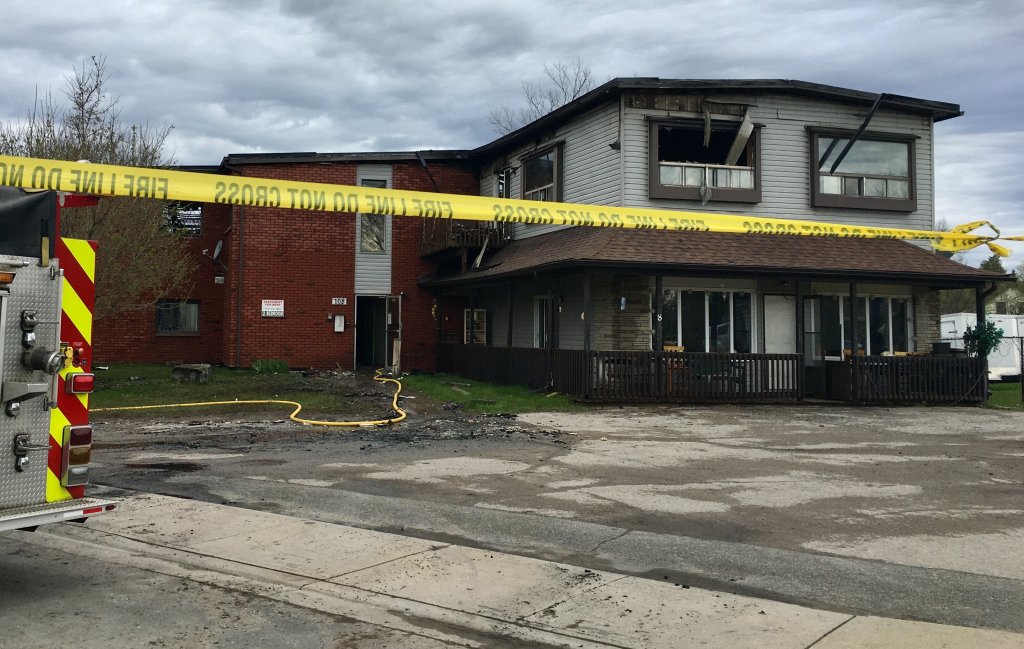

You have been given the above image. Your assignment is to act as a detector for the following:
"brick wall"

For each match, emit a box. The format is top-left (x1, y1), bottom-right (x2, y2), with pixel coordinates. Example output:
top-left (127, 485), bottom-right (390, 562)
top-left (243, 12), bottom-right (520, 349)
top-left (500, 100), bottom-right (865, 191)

top-left (220, 163), bottom-right (357, 368)
top-left (217, 159), bottom-right (478, 370)
top-left (93, 202), bottom-right (230, 364)
top-left (392, 162), bottom-right (478, 372)
top-left (101, 158), bottom-right (479, 369)
top-left (913, 286), bottom-right (942, 352)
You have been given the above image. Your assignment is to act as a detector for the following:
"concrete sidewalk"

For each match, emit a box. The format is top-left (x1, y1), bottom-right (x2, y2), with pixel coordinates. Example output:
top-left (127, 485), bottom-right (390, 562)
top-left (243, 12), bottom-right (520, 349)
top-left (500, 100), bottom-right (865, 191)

top-left (36, 493), bottom-right (1024, 648)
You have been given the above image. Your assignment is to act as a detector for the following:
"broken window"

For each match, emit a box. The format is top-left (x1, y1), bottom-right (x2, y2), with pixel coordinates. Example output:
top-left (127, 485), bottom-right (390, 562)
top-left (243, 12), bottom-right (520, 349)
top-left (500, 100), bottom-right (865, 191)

top-left (164, 202), bottom-right (203, 236)
top-left (496, 167), bottom-right (512, 199)
top-left (522, 146), bottom-right (561, 202)
top-left (809, 128), bottom-right (916, 211)
top-left (359, 178), bottom-right (388, 253)
top-left (649, 118), bottom-right (761, 203)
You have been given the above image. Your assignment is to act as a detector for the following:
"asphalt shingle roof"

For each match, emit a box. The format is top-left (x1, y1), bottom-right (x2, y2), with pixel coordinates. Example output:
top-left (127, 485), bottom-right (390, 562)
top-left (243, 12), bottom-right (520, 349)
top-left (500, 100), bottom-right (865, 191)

top-left (427, 227), bottom-right (1003, 286)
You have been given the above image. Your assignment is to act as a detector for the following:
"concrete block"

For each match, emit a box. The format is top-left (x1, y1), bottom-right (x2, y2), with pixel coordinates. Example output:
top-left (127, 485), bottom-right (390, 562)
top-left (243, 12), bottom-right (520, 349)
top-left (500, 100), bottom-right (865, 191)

top-left (171, 363), bottom-right (211, 384)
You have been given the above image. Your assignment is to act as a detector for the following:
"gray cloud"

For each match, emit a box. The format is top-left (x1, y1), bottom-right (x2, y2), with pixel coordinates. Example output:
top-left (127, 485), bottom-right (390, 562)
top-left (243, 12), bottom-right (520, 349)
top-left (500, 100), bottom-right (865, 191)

top-left (1, 0), bottom-right (1021, 265)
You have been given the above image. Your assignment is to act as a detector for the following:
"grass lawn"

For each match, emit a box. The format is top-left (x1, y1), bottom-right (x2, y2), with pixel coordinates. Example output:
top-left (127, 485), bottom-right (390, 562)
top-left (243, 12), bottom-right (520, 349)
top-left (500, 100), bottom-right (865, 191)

top-left (90, 364), bottom-right (374, 418)
top-left (987, 381), bottom-right (1024, 410)
top-left (91, 365), bottom-right (583, 417)
top-left (401, 373), bottom-right (584, 414)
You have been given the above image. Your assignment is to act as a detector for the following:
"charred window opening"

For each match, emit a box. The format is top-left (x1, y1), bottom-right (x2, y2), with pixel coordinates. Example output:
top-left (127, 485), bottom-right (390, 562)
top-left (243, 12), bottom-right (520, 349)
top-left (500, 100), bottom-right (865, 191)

top-left (649, 118), bottom-right (760, 203)
top-left (164, 202), bottom-right (203, 236)
top-left (521, 145), bottom-right (562, 202)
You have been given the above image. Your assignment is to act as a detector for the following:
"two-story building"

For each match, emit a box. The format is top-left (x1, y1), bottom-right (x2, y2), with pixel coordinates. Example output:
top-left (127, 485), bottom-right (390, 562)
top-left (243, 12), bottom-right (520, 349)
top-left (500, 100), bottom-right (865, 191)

top-left (98, 78), bottom-right (1003, 403)
top-left (426, 79), bottom-right (1001, 402)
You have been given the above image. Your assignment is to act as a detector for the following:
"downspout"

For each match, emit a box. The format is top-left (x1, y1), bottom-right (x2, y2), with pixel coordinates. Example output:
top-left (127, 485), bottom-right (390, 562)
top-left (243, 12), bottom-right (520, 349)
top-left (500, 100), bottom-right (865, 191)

top-left (976, 281), bottom-right (998, 403)
top-left (976, 282), bottom-right (998, 325)
top-left (235, 205), bottom-right (245, 368)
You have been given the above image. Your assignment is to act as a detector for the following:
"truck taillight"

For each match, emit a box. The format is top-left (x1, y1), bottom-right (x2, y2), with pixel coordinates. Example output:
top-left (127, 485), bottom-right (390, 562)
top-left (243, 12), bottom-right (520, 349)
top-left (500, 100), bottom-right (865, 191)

top-left (0, 271), bottom-right (14, 285)
top-left (66, 372), bottom-right (95, 394)
top-left (61, 425), bottom-right (93, 487)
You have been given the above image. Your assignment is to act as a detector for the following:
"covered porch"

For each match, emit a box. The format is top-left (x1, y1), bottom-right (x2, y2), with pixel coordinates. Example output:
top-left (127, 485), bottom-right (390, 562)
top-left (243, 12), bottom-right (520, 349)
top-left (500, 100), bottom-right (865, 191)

top-left (424, 228), bottom-right (1002, 404)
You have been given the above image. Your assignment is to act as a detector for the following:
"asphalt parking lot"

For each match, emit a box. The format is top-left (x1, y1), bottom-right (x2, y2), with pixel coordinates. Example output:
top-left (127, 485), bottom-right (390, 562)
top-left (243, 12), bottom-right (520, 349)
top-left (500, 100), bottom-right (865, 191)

top-left (92, 401), bottom-right (1024, 631)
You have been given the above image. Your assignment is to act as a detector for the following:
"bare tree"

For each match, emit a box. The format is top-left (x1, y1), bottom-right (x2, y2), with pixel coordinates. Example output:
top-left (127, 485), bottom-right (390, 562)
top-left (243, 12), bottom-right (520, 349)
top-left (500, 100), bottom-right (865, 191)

top-left (0, 56), bottom-right (194, 320)
top-left (488, 58), bottom-right (596, 135)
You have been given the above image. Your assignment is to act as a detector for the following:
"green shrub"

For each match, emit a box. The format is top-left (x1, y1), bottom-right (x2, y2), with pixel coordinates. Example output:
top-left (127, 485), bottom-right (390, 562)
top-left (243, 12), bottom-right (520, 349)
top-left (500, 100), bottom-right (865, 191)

top-left (963, 322), bottom-right (1004, 358)
top-left (252, 359), bottom-right (289, 375)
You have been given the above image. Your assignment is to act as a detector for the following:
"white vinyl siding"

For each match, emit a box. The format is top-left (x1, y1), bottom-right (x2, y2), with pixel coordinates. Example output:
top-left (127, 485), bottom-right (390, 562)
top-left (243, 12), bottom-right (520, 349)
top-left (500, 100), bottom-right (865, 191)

top-left (354, 165), bottom-right (393, 294)
top-left (622, 93), bottom-right (935, 232)
top-left (482, 101), bottom-right (621, 240)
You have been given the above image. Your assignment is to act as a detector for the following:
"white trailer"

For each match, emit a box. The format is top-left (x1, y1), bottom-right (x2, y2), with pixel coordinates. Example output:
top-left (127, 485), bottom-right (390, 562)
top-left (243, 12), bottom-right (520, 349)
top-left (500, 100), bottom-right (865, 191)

top-left (940, 312), bottom-right (1023, 382)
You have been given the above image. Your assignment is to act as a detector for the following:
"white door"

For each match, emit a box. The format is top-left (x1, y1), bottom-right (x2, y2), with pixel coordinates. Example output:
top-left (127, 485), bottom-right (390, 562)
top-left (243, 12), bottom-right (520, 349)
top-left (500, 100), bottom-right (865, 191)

top-left (763, 295), bottom-right (796, 354)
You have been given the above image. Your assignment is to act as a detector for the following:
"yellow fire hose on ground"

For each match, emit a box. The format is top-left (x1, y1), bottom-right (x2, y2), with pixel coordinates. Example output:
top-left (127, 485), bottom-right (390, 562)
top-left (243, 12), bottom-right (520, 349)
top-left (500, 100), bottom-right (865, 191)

top-left (91, 369), bottom-right (407, 428)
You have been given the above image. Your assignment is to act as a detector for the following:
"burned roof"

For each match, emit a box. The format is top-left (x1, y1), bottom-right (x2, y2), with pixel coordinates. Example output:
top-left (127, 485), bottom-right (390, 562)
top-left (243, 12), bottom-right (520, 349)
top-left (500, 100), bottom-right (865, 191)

top-left (425, 227), bottom-right (1005, 287)
top-left (221, 150), bottom-right (472, 166)
top-left (472, 78), bottom-right (963, 157)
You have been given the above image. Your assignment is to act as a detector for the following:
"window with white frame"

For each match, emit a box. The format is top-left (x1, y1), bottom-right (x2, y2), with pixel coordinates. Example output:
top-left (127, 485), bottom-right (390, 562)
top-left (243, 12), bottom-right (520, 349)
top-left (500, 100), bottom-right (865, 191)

top-left (463, 308), bottom-right (487, 344)
top-left (533, 296), bottom-right (551, 348)
top-left (816, 295), bottom-right (911, 357)
top-left (659, 289), bottom-right (754, 353)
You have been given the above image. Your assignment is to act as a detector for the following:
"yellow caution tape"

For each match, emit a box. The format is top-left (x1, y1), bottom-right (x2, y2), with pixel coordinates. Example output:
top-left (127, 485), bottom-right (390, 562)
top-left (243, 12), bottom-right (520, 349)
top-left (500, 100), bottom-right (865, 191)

top-left (1, 155), bottom-right (1021, 256)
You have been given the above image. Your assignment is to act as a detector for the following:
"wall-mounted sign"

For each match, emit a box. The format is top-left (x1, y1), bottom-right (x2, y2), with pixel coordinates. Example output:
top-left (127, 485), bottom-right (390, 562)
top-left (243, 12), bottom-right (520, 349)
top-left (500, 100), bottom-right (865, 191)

top-left (261, 299), bottom-right (285, 317)
top-left (331, 297), bottom-right (348, 306)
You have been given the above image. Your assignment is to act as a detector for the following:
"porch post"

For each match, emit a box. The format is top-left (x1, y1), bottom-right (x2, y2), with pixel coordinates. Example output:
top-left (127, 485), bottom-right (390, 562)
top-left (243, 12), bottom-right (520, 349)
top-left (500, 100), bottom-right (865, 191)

top-left (435, 293), bottom-right (444, 371)
top-left (552, 282), bottom-right (561, 350)
top-left (795, 279), bottom-right (805, 358)
top-left (583, 271), bottom-right (593, 351)
top-left (469, 289), bottom-right (477, 344)
top-left (655, 274), bottom-right (664, 398)
top-left (849, 282), bottom-right (859, 353)
top-left (654, 275), bottom-right (664, 351)
top-left (975, 285), bottom-right (986, 326)
top-left (506, 284), bottom-right (514, 348)
top-left (546, 285), bottom-right (555, 388)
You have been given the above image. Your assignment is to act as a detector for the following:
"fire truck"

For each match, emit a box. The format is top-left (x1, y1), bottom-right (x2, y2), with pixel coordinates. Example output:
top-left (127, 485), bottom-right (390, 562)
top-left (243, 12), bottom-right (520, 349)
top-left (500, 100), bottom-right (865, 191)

top-left (0, 186), bottom-right (115, 531)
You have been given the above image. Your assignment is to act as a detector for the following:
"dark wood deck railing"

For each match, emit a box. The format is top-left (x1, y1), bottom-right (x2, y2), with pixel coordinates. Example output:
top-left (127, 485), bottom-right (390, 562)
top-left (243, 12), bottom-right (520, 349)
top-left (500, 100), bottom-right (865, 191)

top-left (421, 219), bottom-right (512, 257)
top-left (440, 345), bottom-right (988, 404)
top-left (842, 355), bottom-right (987, 403)
top-left (439, 345), bottom-right (803, 402)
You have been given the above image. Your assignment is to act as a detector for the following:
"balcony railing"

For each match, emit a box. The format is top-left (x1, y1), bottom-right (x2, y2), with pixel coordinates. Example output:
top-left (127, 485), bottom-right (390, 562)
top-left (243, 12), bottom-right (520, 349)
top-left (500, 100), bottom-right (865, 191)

top-left (421, 218), bottom-right (511, 257)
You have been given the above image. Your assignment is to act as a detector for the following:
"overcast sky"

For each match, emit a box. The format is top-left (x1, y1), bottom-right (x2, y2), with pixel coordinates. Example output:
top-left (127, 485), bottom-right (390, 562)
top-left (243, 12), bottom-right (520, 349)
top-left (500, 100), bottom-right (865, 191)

top-left (1, 0), bottom-right (1020, 267)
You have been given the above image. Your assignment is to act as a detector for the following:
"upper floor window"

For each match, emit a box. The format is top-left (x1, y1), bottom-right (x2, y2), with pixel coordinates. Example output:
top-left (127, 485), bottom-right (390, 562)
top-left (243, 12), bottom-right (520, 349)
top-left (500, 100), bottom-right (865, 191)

top-left (649, 118), bottom-right (761, 203)
top-left (164, 202), bottom-right (202, 236)
top-left (496, 167), bottom-right (513, 199)
top-left (359, 178), bottom-right (387, 252)
top-left (521, 146), bottom-right (561, 202)
top-left (809, 128), bottom-right (916, 212)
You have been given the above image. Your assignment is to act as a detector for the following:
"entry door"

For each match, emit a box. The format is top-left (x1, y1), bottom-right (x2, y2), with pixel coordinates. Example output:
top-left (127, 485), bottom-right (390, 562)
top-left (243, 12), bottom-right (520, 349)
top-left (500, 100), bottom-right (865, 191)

top-left (803, 297), bottom-right (827, 397)
top-left (385, 295), bottom-right (401, 371)
top-left (763, 295), bottom-right (796, 354)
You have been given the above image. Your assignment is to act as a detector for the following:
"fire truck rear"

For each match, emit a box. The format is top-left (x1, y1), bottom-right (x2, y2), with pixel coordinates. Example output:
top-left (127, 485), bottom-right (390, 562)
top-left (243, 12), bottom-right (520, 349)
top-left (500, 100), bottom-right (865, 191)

top-left (0, 187), bottom-right (114, 532)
